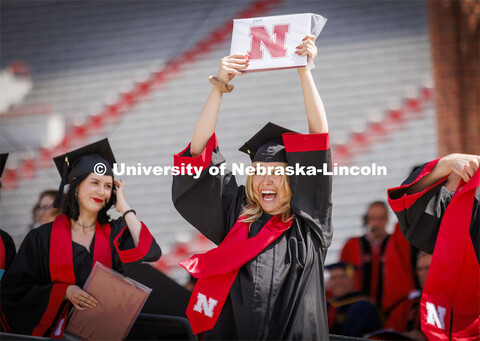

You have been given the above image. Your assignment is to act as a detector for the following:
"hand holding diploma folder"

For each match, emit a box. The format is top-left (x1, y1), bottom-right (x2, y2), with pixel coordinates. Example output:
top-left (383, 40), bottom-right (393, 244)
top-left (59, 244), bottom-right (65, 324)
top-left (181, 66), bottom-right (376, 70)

top-left (64, 262), bottom-right (151, 340)
top-left (230, 13), bottom-right (327, 72)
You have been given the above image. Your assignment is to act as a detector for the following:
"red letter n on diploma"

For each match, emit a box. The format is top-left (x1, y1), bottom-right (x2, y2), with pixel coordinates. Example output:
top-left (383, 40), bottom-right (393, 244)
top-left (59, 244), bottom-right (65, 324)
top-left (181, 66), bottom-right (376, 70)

top-left (248, 24), bottom-right (289, 60)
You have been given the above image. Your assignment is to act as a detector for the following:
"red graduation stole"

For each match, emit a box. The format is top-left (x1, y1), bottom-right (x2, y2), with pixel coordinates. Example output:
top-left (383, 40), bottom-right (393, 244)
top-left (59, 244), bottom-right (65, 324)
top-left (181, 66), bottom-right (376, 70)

top-left (179, 214), bottom-right (293, 335)
top-left (0, 234), bottom-right (5, 272)
top-left (421, 170), bottom-right (480, 340)
top-left (32, 214), bottom-right (112, 337)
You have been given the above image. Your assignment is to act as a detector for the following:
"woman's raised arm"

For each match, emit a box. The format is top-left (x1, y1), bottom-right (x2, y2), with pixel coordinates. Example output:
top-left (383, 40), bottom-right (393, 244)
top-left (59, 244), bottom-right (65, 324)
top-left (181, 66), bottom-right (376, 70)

top-left (190, 54), bottom-right (249, 156)
top-left (296, 35), bottom-right (328, 134)
top-left (406, 153), bottom-right (480, 195)
top-left (114, 178), bottom-right (141, 246)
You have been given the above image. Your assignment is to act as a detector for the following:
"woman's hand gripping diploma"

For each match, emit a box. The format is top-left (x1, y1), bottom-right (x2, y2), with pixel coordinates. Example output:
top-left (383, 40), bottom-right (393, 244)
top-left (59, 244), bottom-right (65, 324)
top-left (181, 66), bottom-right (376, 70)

top-left (295, 35), bottom-right (318, 61)
top-left (216, 54), bottom-right (249, 83)
top-left (65, 285), bottom-right (97, 311)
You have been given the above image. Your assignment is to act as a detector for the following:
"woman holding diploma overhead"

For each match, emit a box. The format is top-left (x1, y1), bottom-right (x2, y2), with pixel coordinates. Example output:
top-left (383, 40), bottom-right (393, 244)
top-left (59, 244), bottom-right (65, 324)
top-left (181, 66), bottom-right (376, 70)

top-left (172, 35), bottom-right (332, 339)
top-left (1, 139), bottom-right (161, 338)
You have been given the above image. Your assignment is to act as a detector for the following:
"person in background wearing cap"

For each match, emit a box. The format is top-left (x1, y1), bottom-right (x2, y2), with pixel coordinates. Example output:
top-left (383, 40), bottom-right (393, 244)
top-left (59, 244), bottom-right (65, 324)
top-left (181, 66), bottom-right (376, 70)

top-left (0, 139), bottom-right (161, 338)
top-left (325, 262), bottom-right (382, 337)
top-left (0, 153), bottom-right (17, 284)
top-left (172, 35), bottom-right (332, 339)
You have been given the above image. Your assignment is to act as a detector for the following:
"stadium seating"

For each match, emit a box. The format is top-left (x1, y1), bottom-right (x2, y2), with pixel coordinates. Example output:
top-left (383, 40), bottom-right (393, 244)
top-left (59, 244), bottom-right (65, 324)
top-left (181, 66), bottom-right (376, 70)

top-left (0, 0), bottom-right (436, 281)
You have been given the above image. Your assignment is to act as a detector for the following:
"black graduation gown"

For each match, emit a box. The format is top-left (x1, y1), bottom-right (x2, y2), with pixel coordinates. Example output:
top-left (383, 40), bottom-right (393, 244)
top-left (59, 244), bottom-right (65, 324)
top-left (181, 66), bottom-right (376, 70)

top-left (0, 229), bottom-right (16, 280)
top-left (387, 161), bottom-right (480, 264)
top-left (172, 132), bottom-right (333, 340)
top-left (0, 217), bottom-right (161, 336)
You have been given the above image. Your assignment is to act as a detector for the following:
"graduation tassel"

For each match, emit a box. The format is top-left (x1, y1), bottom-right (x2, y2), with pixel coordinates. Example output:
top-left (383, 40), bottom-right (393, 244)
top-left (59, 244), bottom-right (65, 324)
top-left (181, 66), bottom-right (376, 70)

top-left (53, 156), bottom-right (69, 208)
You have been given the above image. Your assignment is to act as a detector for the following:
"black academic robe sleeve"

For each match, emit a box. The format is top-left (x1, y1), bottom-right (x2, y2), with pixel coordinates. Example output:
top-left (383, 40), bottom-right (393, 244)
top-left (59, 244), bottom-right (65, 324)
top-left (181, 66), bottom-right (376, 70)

top-left (283, 132), bottom-right (333, 248)
top-left (172, 133), bottom-right (243, 245)
top-left (0, 229), bottom-right (16, 278)
top-left (0, 227), bottom-right (61, 335)
top-left (109, 217), bottom-right (162, 272)
top-left (172, 131), bottom-right (333, 340)
top-left (171, 132), bottom-right (333, 247)
top-left (387, 159), bottom-right (480, 262)
top-left (0, 218), bottom-right (161, 336)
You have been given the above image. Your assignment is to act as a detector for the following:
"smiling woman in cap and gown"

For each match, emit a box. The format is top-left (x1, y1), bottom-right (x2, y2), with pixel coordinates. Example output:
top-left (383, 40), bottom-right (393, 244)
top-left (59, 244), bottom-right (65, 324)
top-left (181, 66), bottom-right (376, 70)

top-left (172, 36), bottom-right (332, 339)
top-left (0, 153), bottom-right (17, 283)
top-left (0, 139), bottom-right (161, 338)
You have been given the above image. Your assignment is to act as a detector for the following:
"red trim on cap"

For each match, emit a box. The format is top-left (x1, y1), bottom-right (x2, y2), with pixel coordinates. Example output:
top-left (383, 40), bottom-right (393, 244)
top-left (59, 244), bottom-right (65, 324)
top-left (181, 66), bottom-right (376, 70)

top-left (114, 222), bottom-right (153, 263)
top-left (387, 159), bottom-right (447, 212)
top-left (282, 132), bottom-right (330, 152)
top-left (32, 283), bottom-right (69, 337)
top-left (174, 133), bottom-right (218, 170)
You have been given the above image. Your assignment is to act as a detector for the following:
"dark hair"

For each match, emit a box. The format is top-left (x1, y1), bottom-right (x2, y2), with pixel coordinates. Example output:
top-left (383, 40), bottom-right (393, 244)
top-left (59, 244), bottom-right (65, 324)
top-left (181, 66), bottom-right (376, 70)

top-left (31, 189), bottom-right (64, 227)
top-left (63, 173), bottom-right (116, 224)
top-left (362, 200), bottom-right (389, 226)
top-left (32, 189), bottom-right (59, 222)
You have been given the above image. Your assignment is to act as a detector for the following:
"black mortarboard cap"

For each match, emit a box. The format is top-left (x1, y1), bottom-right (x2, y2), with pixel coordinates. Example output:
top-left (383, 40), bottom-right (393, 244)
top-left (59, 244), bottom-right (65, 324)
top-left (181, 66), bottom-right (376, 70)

top-left (239, 122), bottom-right (296, 163)
top-left (0, 153), bottom-right (9, 187)
top-left (52, 138), bottom-right (116, 207)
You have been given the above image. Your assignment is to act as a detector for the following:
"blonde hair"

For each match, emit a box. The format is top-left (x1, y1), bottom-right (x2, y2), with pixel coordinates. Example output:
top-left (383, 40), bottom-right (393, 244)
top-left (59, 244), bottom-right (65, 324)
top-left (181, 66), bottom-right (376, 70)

top-left (241, 163), bottom-right (293, 224)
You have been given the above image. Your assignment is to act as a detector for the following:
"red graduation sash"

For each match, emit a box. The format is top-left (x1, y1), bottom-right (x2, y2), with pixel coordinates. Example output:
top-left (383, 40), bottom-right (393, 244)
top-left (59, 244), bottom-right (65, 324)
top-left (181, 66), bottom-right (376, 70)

top-left (0, 234), bottom-right (5, 271)
top-left (179, 214), bottom-right (293, 335)
top-left (32, 214), bottom-right (112, 337)
top-left (0, 234), bottom-right (11, 332)
top-left (421, 170), bottom-right (480, 340)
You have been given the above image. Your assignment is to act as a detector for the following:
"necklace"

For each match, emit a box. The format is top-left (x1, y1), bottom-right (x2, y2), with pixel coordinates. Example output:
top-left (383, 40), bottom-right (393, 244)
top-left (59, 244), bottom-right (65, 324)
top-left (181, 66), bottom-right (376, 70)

top-left (73, 220), bottom-right (96, 229)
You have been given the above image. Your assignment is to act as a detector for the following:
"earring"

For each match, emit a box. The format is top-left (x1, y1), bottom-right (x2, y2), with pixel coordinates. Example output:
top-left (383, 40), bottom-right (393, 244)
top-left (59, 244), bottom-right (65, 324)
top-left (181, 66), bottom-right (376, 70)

top-left (75, 192), bottom-right (78, 198)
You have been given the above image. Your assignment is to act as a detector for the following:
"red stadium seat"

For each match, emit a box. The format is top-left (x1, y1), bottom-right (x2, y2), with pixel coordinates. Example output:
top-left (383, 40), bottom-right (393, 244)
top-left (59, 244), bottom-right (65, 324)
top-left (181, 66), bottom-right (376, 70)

top-left (20, 158), bottom-right (36, 180)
